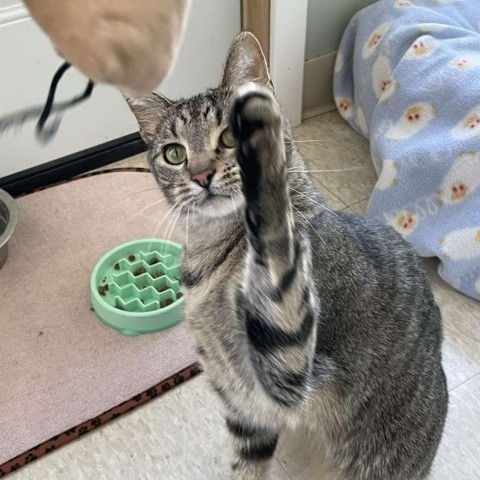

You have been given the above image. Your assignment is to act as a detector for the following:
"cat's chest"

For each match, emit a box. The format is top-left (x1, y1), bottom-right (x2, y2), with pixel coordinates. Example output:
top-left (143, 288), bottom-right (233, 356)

top-left (184, 276), bottom-right (253, 387)
top-left (184, 273), bottom-right (236, 326)
top-left (183, 271), bottom-right (243, 364)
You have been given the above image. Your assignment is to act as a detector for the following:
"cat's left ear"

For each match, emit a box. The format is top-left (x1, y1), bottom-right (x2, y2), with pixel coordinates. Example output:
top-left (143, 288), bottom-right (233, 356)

top-left (221, 32), bottom-right (274, 92)
top-left (125, 92), bottom-right (173, 145)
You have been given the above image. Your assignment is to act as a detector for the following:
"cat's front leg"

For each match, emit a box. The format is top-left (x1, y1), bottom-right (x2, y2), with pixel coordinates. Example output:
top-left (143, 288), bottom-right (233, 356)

top-left (229, 86), bottom-right (318, 406)
top-left (229, 84), bottom-right (296, 279)
top-left (226, 417), bottom-right (279, 480)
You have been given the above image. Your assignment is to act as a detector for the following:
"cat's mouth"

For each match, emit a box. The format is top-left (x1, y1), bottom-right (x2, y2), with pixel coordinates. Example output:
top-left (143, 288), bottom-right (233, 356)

top-left (201, 185), bottom-right (238, 202)
top-left (192, 188), bottom-right (244, 217)
top-left (201, 191), bottom-right (233, 207)
top-left (205, 191), bottom-right (229, 200)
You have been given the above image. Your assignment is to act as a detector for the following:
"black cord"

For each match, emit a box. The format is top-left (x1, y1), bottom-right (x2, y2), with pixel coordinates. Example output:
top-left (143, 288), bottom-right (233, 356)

top-left (36, 62), bottom-right (95, 142)
top-left (0, 61), bottom-right (95, 143)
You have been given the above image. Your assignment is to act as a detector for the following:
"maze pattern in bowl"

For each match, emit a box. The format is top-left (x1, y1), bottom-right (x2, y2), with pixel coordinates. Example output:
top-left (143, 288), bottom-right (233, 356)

top-left (90, 239), bottom-right (184, 336)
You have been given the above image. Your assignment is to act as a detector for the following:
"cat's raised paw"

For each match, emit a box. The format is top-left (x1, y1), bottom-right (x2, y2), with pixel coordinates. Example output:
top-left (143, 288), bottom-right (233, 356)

top-left (228, 83), bottom-right (284, 189)
top-left (229, 83), bottom-right (281, 141)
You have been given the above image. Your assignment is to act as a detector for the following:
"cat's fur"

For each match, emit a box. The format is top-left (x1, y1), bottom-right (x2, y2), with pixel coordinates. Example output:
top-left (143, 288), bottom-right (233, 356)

top-left (127, 32), bottom-right (448, 480)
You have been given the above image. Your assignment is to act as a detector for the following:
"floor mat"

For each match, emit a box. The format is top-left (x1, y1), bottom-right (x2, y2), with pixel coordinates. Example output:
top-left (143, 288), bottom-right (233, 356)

top-left (0, 170), bottom-right (198, 475)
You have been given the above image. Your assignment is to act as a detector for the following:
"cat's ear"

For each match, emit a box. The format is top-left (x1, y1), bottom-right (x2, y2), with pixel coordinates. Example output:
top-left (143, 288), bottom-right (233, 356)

top-left (221, 32), bottom-right (274, 92)
top-left (125, 92), bottom-right (173, 145)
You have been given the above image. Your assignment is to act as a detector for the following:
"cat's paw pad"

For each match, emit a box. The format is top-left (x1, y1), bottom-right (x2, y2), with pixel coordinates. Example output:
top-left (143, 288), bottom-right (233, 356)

top-left (229, 83), bottom-right (281, 141)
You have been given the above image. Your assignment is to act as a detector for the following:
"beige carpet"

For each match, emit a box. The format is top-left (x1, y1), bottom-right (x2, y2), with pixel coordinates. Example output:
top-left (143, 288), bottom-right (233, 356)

top-left (0, 170), bottom-right (197, 469)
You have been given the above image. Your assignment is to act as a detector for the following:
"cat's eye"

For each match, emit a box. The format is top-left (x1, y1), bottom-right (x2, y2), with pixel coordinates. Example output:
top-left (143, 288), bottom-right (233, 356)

top-left (164, 144), bottom-right (187, 165)
top-left (220, 128), bottom-right (236, 148)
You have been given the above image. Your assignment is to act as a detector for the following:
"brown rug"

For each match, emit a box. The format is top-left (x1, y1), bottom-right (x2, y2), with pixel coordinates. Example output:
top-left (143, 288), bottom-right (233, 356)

top-left (0, 170), bottom-right (198, 477)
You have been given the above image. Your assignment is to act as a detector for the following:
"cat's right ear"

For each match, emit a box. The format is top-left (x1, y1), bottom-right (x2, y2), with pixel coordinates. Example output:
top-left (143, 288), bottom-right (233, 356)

top-left (125, 92), bottom-right (173, 145)
top-left (221, 32), bottom-right (274, 92)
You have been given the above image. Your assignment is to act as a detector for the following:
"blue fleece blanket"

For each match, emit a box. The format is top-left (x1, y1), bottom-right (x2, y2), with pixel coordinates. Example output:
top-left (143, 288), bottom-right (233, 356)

top-left (334, 0), bottom-right (480, 301)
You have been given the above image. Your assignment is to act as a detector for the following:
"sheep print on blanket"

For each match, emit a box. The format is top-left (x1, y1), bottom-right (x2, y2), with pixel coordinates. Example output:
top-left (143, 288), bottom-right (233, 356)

top-left (334, 0), bottom-right (480, 301)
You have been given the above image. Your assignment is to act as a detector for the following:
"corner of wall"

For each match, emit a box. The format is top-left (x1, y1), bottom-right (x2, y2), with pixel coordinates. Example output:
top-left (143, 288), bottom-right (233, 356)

top-left (302, 51), bottom-right (337, 120)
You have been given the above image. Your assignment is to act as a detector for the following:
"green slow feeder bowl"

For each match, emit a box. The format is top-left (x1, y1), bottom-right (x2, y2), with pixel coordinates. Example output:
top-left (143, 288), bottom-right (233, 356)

top-left (90, 239), bottom-right (184, 336)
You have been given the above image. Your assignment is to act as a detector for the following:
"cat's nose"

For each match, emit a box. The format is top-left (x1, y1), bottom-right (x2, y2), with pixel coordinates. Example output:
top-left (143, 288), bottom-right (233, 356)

top-left (191, 169), bottom-right (215, 189)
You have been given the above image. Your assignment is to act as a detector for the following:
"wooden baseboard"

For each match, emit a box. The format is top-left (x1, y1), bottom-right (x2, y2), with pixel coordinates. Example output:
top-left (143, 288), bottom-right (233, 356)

top-left (302, 51), bottom-right (338, 120)
top-left (303, 103), bottom-right (337, 120)
top-left (0, 134), bottom-right (146, 197)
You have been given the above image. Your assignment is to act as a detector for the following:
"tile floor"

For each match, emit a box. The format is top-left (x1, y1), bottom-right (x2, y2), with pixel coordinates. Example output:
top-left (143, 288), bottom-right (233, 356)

top-left (11, 111), bottom-right (480, 479)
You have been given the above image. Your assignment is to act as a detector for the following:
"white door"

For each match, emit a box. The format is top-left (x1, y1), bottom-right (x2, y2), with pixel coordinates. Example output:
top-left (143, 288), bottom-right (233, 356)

top-left (0, 0), bottom-right (241, 178)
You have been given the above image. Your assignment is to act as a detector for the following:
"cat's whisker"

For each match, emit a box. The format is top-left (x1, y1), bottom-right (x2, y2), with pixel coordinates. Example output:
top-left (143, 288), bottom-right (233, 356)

top-left (165, 204), bottom-right (182, 237)
top-left (289, 186), bottom-right (340, 219)
top-left (227, 183), bottom-right (242, 194)
top-left (287, 167), bottom-right (365, 173)
top-left (157, 205), bottom-right (181, 254)
top-left (115, 187), bottom-right (161, 205)
top-left (229, 182), bottom-right (242, 194)
top-left (227, 186), bottom-right (241, 224)
top-left (285, 139), bottom-right (326, 144)
top-left (126, 196), bottom-right (168, 222)
top-left (127, 187), bottom-right (163, 196)
top-left (291, 204), bottom-right (327, 246)
top-left (230, 185), bottom-right (242, 196)
top-left (147, 203), bottom-right (179, 252)
top-left (231, 186), bottom-right (245, 207)
top-left (185, 206), bottom-right (191, 261)
top-left (166, 207), bottom-right (183, 242)
top-left (112, 186), bottom-right (162, 208)
top-left (233, 199), bottom-right (241, 224)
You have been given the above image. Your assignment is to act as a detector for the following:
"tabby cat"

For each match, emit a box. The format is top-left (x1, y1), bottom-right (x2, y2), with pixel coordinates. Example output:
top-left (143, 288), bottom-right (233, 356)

top-left (127, 32), bottom-right (448, 480)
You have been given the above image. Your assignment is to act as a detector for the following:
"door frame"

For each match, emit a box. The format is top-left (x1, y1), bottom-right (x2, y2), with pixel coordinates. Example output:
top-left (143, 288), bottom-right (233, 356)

top-left (242, 0), bottom-right (308, 127)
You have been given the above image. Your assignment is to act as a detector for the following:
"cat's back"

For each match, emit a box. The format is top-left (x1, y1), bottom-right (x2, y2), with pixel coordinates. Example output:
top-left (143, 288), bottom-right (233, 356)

top-left (308, 209), bottom-right (444, 369)
top-left (309, 209), bottom-right (439, 328)
top-left (306, 210), bottom-right (447, 479)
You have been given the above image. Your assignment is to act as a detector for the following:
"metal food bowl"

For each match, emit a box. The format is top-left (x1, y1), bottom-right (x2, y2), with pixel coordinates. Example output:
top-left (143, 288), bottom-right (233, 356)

top-left (0, 189), bottom-right (18, 270)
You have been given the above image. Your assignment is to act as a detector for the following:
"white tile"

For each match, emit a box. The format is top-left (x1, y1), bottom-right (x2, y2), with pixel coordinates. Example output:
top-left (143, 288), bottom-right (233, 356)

top-left (294, 112), bottom-right (377, 207)
top-left (277, 431), bottom-right (339, 480)
top-left (9, 377), bottom-right (291, 480)
top-left (430, 374), bottom-right (480, 480)
top-left (423, 263), bottom-right (480, 390)
top-left (343, 199), bottom-right (369, 215)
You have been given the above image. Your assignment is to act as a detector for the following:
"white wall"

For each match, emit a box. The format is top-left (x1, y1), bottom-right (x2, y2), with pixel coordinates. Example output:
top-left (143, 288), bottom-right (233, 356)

top-left (305, 0), bottom-right (376, 60)
top-left (270, 0), bottom-right (308, 128)
top-left (0, 0), bottom-right (241, 178)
